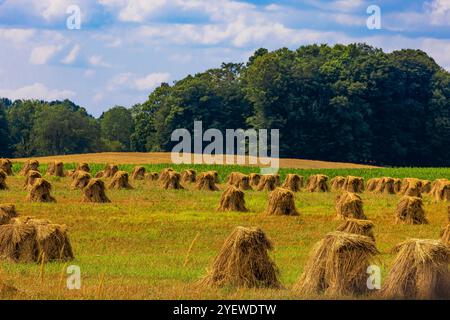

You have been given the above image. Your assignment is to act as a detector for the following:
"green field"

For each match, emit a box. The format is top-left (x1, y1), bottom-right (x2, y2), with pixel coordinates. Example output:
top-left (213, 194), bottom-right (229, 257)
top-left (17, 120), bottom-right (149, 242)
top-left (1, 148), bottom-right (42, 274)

top-left (0, 163), bottom-right (448, 299)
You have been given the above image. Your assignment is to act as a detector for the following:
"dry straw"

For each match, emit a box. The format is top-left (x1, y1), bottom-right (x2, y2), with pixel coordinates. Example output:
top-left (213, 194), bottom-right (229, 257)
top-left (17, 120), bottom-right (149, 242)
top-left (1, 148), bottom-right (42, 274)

top-left (396, 196), bottom-right (428, 224)
top-left (131, 166), bottom-right (146, 180)
top-left (145, 172), bottom-right (159, 181)
top-left (23, 170), bottom-right (41, 190)
top-left (335, 192), bottom-right (366, 220)
top-left (441, 224), bottom-right (450, 245)
top-left (0, 159), bottom-right (13, 176)
top-left (217, 186), bottom-right (248, 212)
top-left (380, 239), bottom-right (449, 299)
top-left (227, 172), bottom-right (252, 191)
top-left (366, 178), bottom-right (380, 192)
top-left (200, 226), bottom-right (281, 288)
top-left (27, 178), bottom-right (56, 203)
top-left (421, 180), bottom-right (431, 194)
top-left (46, 161), bottom-right (65, 177)
top-left (0, 204), bottom-right (18, 225)
top-left (19, 159), bottom-right (39, 176)
top-left (336, 218), bottom-right (375, 241)
top-left (294, 231), bottom-right (379, 297)
top-left (342, 176), bottom-right (364, 193)
top-left (161, 171), bottom-right (184, 190)
top-left (109, 171), bottom-right (133, 190)
top-left (431, 179), bottom-right (450, 201)
top-left (401, 178), bottom-right (422, 197)
top-left (267, 188), bottom-right (298, 216)
top-left (331, 176), bottom-right (346, 191)
top-left (282, 174), bottom-right (303, 192)
top-left (0, 170), bottom-right (7, 190)
top-left (249, 173), bottom-right (261, 188)
top-left (181, 169), bottom-right (196, 184)
top-left (306, 174), bottom-right (329, 192)
top-left (195, 172), bottom-right (218, 191)
top-left (257, 174), bottom-right (278, 191)
top-left (374, 177), bottom-right (396, 194)
top-left (83, 179), bottom-right (110, 203)
top-left (70, 170), bottom-right (91, 190)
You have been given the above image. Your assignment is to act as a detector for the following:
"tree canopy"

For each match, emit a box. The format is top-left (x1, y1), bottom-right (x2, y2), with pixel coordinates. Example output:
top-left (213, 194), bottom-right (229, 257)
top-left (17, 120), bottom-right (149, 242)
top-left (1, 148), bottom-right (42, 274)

top-left (1, 43), bottom-right (449, 166)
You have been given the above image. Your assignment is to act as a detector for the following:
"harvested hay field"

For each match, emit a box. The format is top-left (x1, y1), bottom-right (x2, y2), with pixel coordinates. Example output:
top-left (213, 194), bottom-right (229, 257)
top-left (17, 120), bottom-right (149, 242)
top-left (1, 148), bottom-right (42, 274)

top-left (200, 226), bottom-right (281, 288)
top-left (380, 239), bottom-right (449, 299)
top-left (0, 159), bottom-right (449, 300)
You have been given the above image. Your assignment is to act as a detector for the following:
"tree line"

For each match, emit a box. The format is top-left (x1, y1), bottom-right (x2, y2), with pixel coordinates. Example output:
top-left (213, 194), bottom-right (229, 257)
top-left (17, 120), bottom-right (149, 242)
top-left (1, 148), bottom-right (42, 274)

top-left (1, 43), bottom-right (449, 166)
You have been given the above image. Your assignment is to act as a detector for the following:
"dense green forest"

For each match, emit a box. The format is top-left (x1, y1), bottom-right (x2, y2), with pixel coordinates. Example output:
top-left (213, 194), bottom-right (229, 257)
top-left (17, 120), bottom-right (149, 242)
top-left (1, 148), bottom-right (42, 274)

top-left (1, 43), bottom-right (450, 166)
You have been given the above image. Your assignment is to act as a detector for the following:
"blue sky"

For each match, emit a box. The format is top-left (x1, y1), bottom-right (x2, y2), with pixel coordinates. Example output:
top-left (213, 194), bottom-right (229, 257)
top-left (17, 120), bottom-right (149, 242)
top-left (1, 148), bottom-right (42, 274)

top-left (0, 0), bottom-right (449, 116)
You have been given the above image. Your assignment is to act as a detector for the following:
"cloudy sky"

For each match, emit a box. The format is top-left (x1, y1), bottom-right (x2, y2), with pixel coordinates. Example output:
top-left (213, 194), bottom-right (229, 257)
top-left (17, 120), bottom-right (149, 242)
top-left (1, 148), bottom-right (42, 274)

top-left (0, 0), bottom-right (449, 116)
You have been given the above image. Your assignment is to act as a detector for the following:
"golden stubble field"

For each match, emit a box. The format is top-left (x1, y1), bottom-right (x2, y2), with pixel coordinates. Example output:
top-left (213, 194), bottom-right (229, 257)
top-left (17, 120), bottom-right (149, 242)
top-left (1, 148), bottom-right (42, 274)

top-left (0, 165), bottom-right (447, 300)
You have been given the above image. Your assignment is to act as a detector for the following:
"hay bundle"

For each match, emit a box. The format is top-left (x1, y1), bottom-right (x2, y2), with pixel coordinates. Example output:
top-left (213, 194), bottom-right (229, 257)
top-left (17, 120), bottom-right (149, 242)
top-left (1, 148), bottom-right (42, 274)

top-left (181, 169), bottom-right (196, 184)
top-left (82, 179), bottom-right (110, 203)
top-left (70, 170), bottom-right (91, 190)
top-left (131, 166), bottom-right (146, 180)
top-left (26, 219), bottom-right (74, 262)
top-left (249, 173), bottom-right (261, 188)
top-left (266, 188), bottom-right (298, 216)
top-left (228, 172), bottom-right (252, 191)
top-left (331, 176), bottom-right (346, 191)
top-left (306, 174), bottom-right (329, 192)
top-left (158, 168), bottom-right (174, 184)
top-left (396, 196), bottom-right (428, 224)
top-left (0, 170), bottom-right (7, 190)
top-left (256, 174), bottom-right (278, 192)
top-left (430, 179), bottom-right (447, 195)
top-left (0, 159), bottom-right (13, 175)
top-left (160, 171), bottom-right (184, 190)
top-left (23, 170), bottom-right (41, 190)
top-left (26, 178), bottom-right (56, 203)
top-left (380, 239), bottom-right (450, 299)
top-left (374, 177), bottom-right (396, 194)
top-left (200, 226), bottom-right (281, 288)
top-left (294, 231), bottom-right (379, 296)
top-left (109, 171), bottom-right (133, 190)
top-left (393, 178), bottom-right (402, 193)
top-left (432, 180), bottom-right (450, 201)
top-left (66, 169), bottom-right (75, 177)
top-left (46, 161), bottom-right (65, 177)
top-left (335, 192), bottom-right (366, 220)
top-left (342, 176), bottom-right (364, 193)
top-left (206, 170), bottom-right (220, 183)
top-left (145, 172), bottom-right (159, 181)
top-left (366, 178), bottom-right (380, 192)
top-left (401, 178), bottom-right (422, 197)
top-left (76, 163), bottom-right (90, 173)
top-left (336, 219), bottom-right (375, 241)
top-left (0, 222), bottom-right (36, 262)
top-left (421, 180), bottom-right (431, 194)
top-left (19, 159), bottom-right (39, 176)
top-left (217, 186), bottom-right (248, 212)
top-left (95, 164), bottom-right (118, 178)
top-left (441, 224), bottom-right (450, 246)
top-left (0, 204), bottom-right (18, 225)
top-left (195, 172), bottom-right (218, 191)
top-left (282, 174), bottom-right (303, 192)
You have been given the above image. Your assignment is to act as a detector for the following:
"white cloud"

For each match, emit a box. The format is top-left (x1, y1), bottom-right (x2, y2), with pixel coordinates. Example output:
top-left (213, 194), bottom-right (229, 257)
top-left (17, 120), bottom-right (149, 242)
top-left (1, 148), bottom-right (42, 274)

top-left (99, 0), bottom-right (167, 22)
top-left (427, 0), bottom-right (450, 25)
top-left (0, 83), bottom-right (75, 101)
top-left (0, 28), bottom-right (36, 43)
top-left (93, 92), bottom-right (104, 102)
top-left (134, 72), bottom-right (170, 90)
top-left (29, 45), bottom-right (62, 65)
top-left (88, 55), bottom-right (111, 68)
top-left (61, 44), bottom-right (80, 64)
